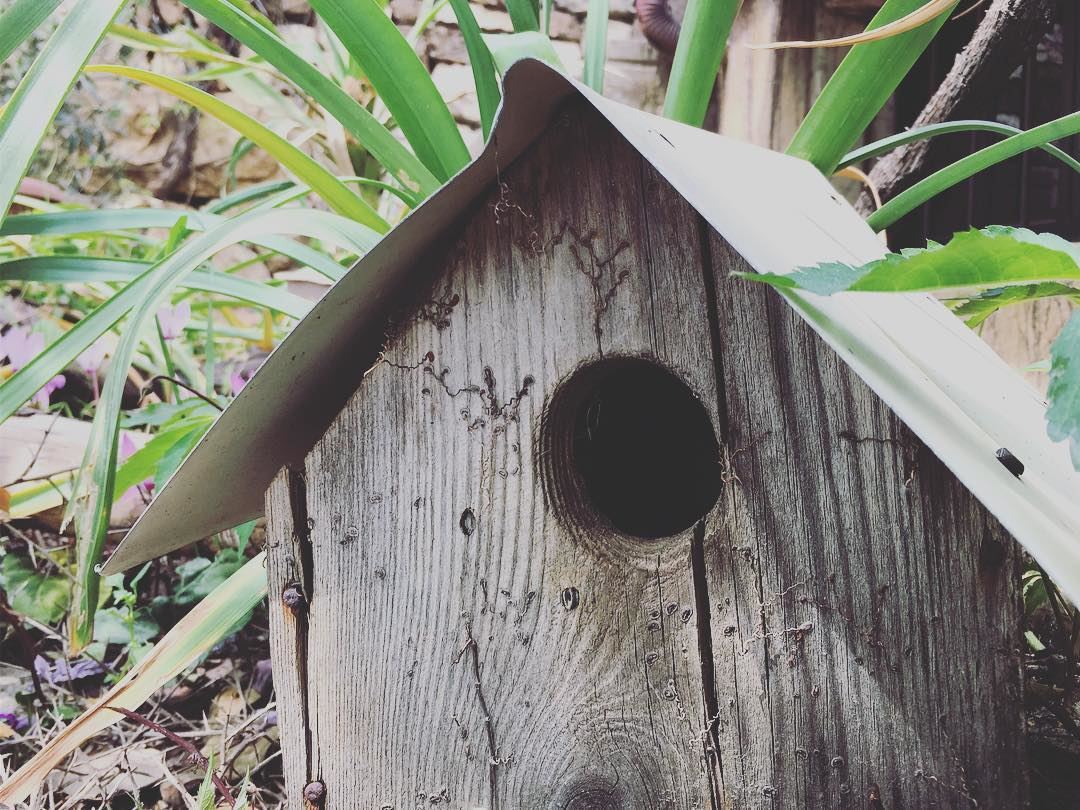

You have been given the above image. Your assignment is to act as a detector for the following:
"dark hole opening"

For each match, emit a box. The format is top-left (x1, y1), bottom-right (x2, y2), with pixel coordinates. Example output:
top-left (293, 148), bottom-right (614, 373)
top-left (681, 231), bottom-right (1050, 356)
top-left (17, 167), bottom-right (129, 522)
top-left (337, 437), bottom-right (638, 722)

top-left (558, 358), bottom-right (721, 539)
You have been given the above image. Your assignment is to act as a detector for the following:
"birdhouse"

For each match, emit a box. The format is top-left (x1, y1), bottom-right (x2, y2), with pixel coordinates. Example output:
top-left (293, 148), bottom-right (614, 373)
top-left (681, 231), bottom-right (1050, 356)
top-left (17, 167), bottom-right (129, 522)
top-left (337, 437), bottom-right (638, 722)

top-left (105, 60), bottom-right (1080, 808)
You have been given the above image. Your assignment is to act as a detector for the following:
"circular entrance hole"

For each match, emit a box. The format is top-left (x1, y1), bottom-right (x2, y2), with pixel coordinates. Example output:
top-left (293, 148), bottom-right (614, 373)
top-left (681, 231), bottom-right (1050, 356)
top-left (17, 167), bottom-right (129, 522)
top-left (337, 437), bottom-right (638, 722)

top-left (541, 357), bottom-right (722, 540)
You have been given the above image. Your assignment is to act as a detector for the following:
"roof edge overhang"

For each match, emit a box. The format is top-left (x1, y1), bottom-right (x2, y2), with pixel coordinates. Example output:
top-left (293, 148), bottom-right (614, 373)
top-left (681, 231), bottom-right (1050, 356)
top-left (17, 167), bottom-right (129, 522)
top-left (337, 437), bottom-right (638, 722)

top-left (102, 60), bottom-right (1080, 609)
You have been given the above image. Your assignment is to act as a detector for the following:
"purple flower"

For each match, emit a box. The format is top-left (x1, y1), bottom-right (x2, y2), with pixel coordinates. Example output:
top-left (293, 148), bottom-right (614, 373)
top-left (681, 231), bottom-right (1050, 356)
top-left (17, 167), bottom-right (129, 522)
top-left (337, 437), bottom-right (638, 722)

top-left (32, 374), bottom-right (65, 408)
top-left (77, 339), bottom-right (107, 375)
top-left (230, 369), bottom-right (252, 396)
top-left (1, 326), bottom-right (66, 409)
top-left (33, 655), bottom-right (105, 685)
top-left (1, 325), bottom-right (43, 369)
top-left (0, 711), bottom-right (28, 733)
top-left (117, 433), bottom-right (154, 512)
top-left (156, 301), bottom-right (191, 340)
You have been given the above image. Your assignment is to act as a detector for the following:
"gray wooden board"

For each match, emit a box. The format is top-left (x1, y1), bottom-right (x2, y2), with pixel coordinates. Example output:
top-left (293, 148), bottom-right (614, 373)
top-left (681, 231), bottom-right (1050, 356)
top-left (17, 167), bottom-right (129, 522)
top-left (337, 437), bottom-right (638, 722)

top-left (267, 99), bottom-right (1023, 808)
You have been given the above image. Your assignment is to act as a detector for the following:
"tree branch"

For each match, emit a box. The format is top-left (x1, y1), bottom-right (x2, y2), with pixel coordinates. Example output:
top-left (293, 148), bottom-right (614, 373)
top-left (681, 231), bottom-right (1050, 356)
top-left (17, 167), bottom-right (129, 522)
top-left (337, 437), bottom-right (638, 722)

top-left (856, 0), bottom-right (1054, 216)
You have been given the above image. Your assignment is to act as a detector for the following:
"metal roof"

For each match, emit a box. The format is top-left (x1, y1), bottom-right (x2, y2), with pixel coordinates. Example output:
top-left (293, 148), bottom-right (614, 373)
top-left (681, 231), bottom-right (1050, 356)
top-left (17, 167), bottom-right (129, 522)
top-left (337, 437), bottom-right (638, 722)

top-left (102, 60), bottom-right (1080, 605)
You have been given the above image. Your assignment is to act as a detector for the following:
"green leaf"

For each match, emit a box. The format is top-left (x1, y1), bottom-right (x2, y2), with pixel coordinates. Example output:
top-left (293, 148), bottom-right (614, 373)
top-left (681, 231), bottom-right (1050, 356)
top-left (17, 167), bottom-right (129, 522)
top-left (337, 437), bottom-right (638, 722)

top-left (85, 65), bottom-right (389, 233)
top-left (448, 0), bottom-right (501, 138)
top-left (1048, 311), bottom-right (1080, 469)
top-left (0, 0), bottom-right (63, 64)
top-left (786, 0), bottom-right (954, 175)
top-left (0, 553), bottom-right (268, 808)
top-left (62, 207), bottom-right (377, 649)
top-left (0, 555), bottom-right (69, 626)
top-left (838, 119), bottom-right (1080, 176)
top-left (662, 0), bottom-right (741, 126)
top-left (0, 208), bottom-right (376, 426)
top-left (582, 0), bottom-right (609, 93)
top-left (0, 0), bottom-right (127, 226)
top-left (307, 0), bottom-right (470, 181)
top-left (504, 0), bottom-right (541, 32)
top-left (0, 256), bottom-right (313, 319)
top-left (952, 282), bottom-right (1080, 329)
top-left (485, 31), bottom-right (566, 75)
top-left (176, 0), bottom-right (440, 198)
top-left (113, 417), bottom-right (216, 501)
top-left (93, 607), bottom-right (159, 646)
top-left (743, 227), bottom-right (1080, 296)
top-left (867, 111), bottom-right (1080, 232)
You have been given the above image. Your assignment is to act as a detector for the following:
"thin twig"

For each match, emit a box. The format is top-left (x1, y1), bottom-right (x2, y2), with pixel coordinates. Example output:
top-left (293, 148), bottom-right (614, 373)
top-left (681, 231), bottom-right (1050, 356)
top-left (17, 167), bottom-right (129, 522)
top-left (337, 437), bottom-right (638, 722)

top-left (106, 706), bottom-right (236, 807)
top-left (141, 375), bottom-right (224, 412)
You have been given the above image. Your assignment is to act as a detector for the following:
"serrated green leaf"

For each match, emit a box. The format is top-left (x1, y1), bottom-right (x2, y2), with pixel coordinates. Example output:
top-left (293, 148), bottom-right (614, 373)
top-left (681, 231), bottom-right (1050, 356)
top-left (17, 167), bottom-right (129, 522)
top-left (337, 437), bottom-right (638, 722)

top-left (743, 227), bottom-right (1080, 296)
top-left (1048, 311), bottom-right (1080, 469)
top-left (952, 282), bottom-right (1080, 328)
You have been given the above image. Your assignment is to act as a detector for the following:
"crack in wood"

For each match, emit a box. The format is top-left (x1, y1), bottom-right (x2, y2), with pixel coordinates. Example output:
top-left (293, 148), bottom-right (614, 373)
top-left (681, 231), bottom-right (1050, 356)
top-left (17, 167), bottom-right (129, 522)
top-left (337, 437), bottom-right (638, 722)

top-left (453, 625), bottom-right (504, 809)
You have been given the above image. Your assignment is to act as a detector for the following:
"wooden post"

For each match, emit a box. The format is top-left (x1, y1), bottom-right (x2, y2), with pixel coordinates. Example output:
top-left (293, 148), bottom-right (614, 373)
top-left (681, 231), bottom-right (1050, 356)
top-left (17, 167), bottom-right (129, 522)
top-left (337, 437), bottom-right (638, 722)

top-left (267, 99), bottom-right (1024, 808)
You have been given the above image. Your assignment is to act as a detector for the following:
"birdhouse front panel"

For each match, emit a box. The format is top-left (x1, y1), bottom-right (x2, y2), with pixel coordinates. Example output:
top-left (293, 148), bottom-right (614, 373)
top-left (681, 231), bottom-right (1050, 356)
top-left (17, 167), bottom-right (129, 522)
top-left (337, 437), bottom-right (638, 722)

top-left (265, 98), bottom-right (1023, 809)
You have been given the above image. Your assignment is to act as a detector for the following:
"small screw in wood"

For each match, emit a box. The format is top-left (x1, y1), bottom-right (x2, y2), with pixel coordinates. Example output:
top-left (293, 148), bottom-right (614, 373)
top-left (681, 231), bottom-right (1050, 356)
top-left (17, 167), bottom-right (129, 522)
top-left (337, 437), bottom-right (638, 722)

top-left (282, 583), bottom-right (306, 612)
top-left (303, 780), bottom-right (326, 806)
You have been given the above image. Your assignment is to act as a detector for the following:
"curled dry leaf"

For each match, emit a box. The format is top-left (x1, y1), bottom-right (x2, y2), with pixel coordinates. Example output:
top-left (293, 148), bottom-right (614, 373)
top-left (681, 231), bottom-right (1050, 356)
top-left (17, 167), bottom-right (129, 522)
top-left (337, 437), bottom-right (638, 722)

top-left (751, 0), bottom-right (959, 50)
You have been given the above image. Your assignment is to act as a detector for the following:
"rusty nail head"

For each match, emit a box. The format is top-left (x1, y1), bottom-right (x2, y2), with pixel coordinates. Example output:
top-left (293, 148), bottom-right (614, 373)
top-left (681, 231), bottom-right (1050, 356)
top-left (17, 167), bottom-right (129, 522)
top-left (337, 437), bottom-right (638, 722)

top-left (304, 781), bottom-right (326, 805)
top-left (282, 583), bottom-right (306, 611)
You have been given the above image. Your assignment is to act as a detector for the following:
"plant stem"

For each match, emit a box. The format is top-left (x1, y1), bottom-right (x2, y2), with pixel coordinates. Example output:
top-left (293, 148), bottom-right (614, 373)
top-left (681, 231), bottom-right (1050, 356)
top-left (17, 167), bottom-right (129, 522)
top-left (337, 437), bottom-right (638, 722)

top-left (867, 111), bottom-right (1080, 231)
top-left (786, 0), bottom-right (956, 175)
top-left (662, 0), bottom-right (741, 126)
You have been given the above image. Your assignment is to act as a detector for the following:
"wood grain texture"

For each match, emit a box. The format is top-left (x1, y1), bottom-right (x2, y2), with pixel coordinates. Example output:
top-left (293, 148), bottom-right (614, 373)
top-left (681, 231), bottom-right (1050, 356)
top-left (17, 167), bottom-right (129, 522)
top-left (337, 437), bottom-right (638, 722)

top-left (702, 232), bottom-right (1026, 808)
top-left (265, 467), bottom-right (316, 806)
top-left (265, 98), bottom-right (1025, 808)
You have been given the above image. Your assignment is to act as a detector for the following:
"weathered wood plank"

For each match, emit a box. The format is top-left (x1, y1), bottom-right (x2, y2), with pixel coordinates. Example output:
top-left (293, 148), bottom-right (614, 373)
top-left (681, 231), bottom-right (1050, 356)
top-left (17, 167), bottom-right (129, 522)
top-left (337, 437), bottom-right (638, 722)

top-left (294, 100), bottom-right (724, 808)
top-left (702, 232), bottom-right (1025, 808)
top-left (265, 467), bottom-right (316, 808)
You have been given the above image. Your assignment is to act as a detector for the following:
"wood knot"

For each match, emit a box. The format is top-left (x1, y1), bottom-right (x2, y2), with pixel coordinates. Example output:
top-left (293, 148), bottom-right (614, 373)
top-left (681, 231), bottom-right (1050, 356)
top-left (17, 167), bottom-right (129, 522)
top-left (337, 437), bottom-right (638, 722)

top-left (561, 586), bottom-right (580, 611)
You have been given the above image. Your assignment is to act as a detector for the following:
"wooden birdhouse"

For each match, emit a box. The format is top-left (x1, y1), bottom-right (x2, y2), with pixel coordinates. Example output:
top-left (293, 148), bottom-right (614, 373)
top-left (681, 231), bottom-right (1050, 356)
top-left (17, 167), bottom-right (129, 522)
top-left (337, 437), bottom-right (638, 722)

top-left (105, 60), bottom-right (1080, 809)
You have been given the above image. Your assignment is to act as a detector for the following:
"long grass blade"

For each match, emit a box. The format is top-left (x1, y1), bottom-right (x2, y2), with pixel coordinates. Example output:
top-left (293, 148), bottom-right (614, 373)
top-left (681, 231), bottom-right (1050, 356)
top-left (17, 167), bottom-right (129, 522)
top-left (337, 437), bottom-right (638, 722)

top-left (307, 0), bottom-right (470, 181)
top-left (754, 0), bottom-right (957, 49)
top-left (177, 0), bottom-right (441, 197)
top-left (785, 0), bottom-right (954, 175)
top-left (0, 0), bottom-right (64, 64)
top-left (0, 0), bottom-right (126, 227)
top-left (85, 65), bottom-right (389, 232)
top-left (867, 112), bottom-right (1080, 231)
top-left (582, 0), bottom-right (609, 92)
top-left (0, 210), bottom-right (377, 427)
top-left (505, 0), bottom-right (541, 32)
top-left (448, 0), bottom-right (501, 137)
top-left (0, 256), bottom-right (313, 319)
top-left (61, 207), bottom-right (377, 649)
top-left (662, 0), bottom-right (741, 126)
top-left (0, 553), bottom-right (268, 807)
top-left (839, 119), bottom-right (1080, 175)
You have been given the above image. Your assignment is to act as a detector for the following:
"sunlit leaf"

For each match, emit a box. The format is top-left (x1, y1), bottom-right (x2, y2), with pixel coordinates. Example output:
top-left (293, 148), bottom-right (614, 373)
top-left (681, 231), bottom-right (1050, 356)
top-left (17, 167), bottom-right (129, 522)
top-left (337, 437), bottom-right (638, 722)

top-left (743, 227), bottom-right (1080, 295)
top-left (755, 0), bottom-right (956, 50)
top-left (1048, 312), bottom-right (1080, 468)
top-left (0, 0), bottom-right (127, 226)
top-left (84, 65), bottom-right (388, 233)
